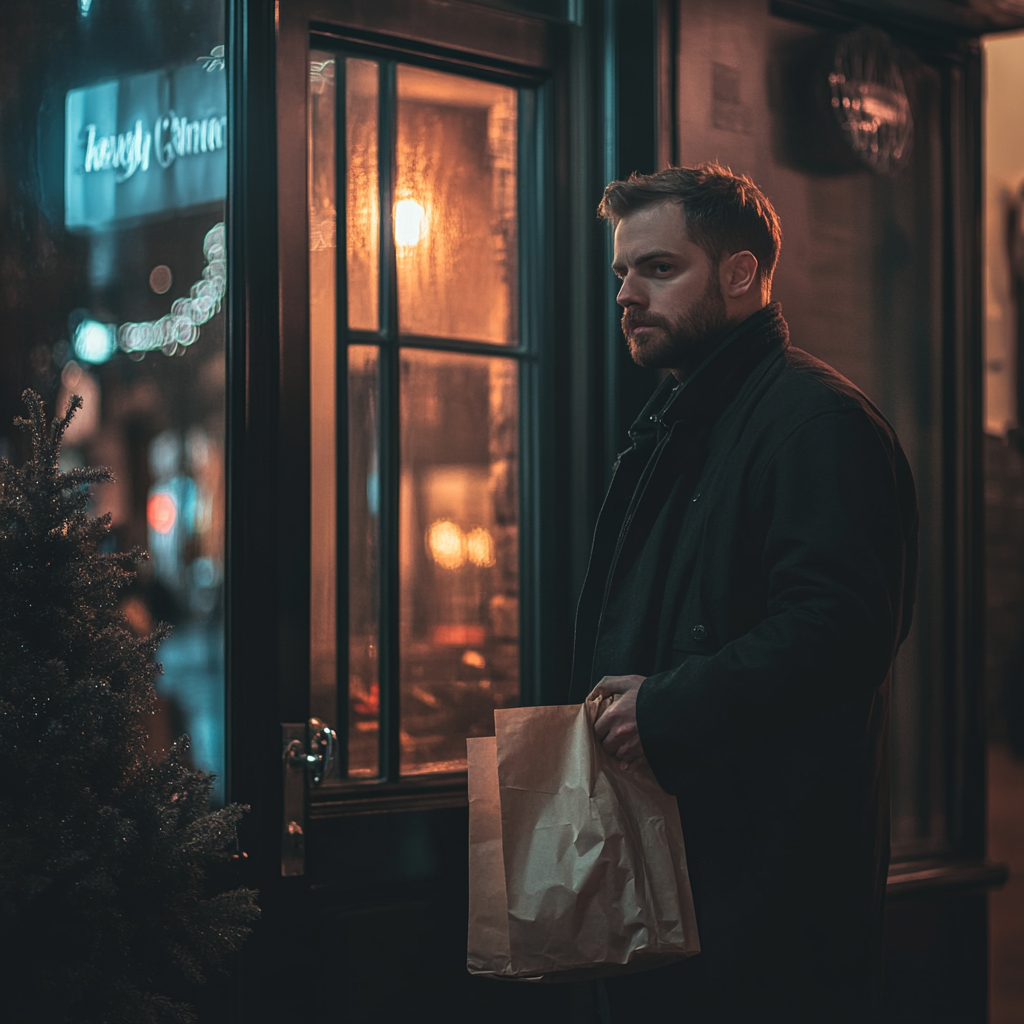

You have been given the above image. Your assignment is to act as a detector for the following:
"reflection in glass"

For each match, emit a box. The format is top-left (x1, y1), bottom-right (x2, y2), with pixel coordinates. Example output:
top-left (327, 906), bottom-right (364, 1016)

top-left (348, 346), bottom-right (381, 777)
top-left (399, 349), bottom-right (519, 774)
top-left (395, 65), bottom-right (518, 345)
top-left (0, 0), bottom-right (230, 803)
top-left (347, 59), bottom-right (379, 333)
top-left (308, 55), bottom-right (378, 336)
top-left (309, 50), bottom-right (338, 733)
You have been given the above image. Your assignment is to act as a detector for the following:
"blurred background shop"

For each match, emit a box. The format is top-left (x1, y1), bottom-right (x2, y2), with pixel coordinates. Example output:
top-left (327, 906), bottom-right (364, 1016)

top-left (0, 2), bottom-right (228, 801)
top-left (1, 1), bottom-right (1024, 1021)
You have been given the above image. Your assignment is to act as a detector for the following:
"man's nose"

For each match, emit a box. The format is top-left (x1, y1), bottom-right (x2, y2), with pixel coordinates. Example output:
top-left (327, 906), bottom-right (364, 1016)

top-left (616, 272), bottom-right (645, 308)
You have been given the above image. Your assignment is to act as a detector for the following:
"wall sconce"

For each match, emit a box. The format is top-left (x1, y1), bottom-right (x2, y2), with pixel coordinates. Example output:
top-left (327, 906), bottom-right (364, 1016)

top-left (394, 198), bottom-right (427, 248)
top-left (829, 29), bottom-right (913, 174)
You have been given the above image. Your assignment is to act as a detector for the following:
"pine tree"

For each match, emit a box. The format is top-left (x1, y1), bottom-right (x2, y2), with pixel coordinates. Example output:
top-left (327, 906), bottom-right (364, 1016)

top-left (0, 391), bottom-right (259, 1023)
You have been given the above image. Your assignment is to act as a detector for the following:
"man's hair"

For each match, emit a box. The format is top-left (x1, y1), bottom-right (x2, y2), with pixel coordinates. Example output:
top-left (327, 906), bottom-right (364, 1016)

top-left (598, 162), bottom-right (782, 295)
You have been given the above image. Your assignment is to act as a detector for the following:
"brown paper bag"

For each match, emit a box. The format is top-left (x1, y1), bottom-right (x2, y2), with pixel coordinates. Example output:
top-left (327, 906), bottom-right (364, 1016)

top-left (467, 698), bottom-right (700, 981)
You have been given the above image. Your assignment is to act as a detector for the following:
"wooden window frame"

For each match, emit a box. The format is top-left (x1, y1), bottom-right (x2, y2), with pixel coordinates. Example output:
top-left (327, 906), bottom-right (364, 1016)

top-left (308, 34), bottom-right (549, 809)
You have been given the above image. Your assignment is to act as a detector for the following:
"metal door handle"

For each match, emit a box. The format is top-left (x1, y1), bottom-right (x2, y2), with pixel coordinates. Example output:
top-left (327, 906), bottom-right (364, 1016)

top-left (281, 718), bottom-right (337, 876)
top-left (285, 718), bottom-right (335, 786)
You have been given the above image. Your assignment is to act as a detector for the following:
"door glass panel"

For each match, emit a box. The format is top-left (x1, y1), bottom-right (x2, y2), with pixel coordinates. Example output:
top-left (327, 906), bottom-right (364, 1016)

top-left (309, 49), bottom-right (337, 731)
top-left (348, 344), bottom-right (381, 777)
top-left (346, 58), bottom-right (379, 333)
top-left (395, 66), bottom-right (518, 346)
top-left (309, 49), bottom-right (526, 784)
top-left (399, 349), bottom-right (519, 775)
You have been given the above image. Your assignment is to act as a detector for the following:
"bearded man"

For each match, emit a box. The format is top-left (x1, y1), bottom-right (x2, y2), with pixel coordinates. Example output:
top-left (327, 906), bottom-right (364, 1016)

top-left (569, 164), bottom-right (918, 1023)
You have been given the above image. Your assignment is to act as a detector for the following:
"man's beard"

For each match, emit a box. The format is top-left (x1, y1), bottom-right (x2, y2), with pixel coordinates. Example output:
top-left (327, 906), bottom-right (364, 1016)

top-left (622, 276), bottom-right (730, 375)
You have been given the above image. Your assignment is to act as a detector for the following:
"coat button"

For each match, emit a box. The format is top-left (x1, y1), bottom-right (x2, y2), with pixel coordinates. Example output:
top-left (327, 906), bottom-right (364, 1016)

top-left (691, 624), bottom-right (707, 641)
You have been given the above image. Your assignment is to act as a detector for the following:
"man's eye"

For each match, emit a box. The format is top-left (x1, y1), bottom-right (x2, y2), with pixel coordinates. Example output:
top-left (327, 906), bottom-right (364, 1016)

top-left (653, 263), bottom-right (672, 274)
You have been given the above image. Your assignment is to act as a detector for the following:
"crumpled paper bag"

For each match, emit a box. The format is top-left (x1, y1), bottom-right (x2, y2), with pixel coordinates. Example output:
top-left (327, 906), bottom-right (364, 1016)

top-left (467, 697), bottom-right (700, 981)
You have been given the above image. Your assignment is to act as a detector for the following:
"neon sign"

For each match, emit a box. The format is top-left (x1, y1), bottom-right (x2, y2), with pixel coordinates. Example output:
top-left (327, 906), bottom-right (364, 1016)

top-left (65, 62), bottom-right (226, 230)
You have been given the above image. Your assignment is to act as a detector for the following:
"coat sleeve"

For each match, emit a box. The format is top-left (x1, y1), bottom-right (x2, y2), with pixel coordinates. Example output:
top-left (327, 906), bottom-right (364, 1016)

top-left (635, 406), bottom-right (918, 778)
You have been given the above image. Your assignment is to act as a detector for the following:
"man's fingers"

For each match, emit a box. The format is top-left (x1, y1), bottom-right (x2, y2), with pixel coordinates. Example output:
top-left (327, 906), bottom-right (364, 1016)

top-left (600, 719), bottom-right (633, 750)
top-left (610, 738), bottom-right (637, 762)
top-left (588, 675), bottom-right (628, 699)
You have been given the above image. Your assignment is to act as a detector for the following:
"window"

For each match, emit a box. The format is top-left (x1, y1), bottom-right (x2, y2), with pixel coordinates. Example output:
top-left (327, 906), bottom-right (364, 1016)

top-left (0, 0), bottom-right (228, 804)
top-left (308, 46), bottom-right (539, 786)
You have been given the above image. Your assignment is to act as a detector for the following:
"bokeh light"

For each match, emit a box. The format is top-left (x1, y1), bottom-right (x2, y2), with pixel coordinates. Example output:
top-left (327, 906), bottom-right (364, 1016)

top-left (426, 519), bottom-right (465, 569)
top-left (147, 492), bottom-right (177, 534)
top-left (466, 526), bottom-right (496, 567)
top-left (72, 319), bottom-right (116, 364)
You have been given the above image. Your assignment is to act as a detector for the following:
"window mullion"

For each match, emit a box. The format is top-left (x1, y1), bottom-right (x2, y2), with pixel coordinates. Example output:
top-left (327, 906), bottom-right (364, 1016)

top-left (377, 59), bottom-right (402, 783)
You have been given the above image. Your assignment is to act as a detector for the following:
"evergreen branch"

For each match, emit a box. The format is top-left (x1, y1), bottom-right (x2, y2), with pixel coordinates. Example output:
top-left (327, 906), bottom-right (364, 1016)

top-left (1, 391), bottom-right (259, 1022)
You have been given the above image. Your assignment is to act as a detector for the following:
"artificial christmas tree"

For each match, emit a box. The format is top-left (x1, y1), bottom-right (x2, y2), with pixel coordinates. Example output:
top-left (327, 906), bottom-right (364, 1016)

top-left (0, 391), bottom-right (259, 1023)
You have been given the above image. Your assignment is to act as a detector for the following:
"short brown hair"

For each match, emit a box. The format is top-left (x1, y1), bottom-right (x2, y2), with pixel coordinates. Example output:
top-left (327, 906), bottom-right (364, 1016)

top-left (598, 162), bottom-right (782, 294)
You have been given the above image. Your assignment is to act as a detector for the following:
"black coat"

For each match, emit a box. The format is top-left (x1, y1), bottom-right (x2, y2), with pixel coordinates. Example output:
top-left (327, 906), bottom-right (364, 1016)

top-left (569, 304), bottom-right (918, 1023)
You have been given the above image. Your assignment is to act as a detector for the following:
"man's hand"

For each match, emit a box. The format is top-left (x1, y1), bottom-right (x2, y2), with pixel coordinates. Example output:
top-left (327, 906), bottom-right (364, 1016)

top-left (588, 674), bottom-right (647, 763)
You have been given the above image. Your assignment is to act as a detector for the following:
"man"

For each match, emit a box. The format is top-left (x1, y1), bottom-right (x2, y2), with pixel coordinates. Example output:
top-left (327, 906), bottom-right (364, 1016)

top-left (569, 164), bottom-right (918, 1023)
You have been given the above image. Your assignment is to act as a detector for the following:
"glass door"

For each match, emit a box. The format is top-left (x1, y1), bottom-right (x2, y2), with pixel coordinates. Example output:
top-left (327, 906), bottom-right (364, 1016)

top-left (308, 47), bottom-right (537, 792)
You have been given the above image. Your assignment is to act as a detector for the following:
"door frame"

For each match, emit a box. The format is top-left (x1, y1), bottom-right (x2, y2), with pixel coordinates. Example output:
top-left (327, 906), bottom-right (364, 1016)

top-left (224, 1), bottom-right (599, 1015)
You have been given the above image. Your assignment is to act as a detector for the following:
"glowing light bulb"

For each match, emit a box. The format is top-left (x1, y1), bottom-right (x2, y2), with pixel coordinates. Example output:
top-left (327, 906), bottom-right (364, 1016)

top-left (427, 519), bottom-right (465, 569)
top-left (394, 199), bottom-right (427, 247)
top-left (466, 527), bottom-right (496, 568)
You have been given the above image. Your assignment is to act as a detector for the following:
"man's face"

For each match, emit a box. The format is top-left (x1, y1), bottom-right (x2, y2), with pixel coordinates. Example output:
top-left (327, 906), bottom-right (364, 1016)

top-left (611, 202), bottom-right (729, 376)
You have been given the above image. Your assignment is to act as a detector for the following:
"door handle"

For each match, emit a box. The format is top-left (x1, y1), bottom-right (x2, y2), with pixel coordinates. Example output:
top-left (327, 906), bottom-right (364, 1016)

top-left (281, 718), bottom-right (337, 877)
top-left (285, 718), bottom-right (335, 785)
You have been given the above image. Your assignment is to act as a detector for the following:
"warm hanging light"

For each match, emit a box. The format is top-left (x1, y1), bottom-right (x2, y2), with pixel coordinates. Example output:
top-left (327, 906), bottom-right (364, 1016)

top-left (427, 519), bottom-right (465, 569)
top-left (425, 520), bottom-right (496, 569)
top-left (394, 198), bottom-right (427, 247)
top-left (466, 527), bottom-right (496, 568)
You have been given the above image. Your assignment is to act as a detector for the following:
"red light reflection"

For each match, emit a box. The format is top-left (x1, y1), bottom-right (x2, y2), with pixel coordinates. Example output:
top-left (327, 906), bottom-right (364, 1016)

top-left (147, 492), bottom-right (177, 534)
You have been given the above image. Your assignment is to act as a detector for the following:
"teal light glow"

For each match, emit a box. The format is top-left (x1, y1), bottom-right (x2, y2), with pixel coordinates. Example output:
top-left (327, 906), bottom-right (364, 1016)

top-left (73, 319), bottom-right (116, 364)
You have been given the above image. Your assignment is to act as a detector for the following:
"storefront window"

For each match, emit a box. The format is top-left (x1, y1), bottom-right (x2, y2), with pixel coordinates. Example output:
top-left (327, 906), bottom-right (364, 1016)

top-left (308, 49), bottom-right (524, 783)
top-left (0, 0), bottom-right (227, 801)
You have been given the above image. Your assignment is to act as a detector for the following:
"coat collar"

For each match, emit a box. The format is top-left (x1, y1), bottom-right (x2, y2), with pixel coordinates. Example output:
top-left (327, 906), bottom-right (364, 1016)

top-left (627, 302), bottom-right (790, 443)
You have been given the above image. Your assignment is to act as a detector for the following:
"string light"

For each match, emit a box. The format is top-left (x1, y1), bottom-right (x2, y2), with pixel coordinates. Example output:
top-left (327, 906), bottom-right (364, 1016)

top-left (118, 222), bottom-right (226, 358)
top-left (426, 520), bottom-right (496, 569)
top-left (72, 320), bottom-right (117, 364)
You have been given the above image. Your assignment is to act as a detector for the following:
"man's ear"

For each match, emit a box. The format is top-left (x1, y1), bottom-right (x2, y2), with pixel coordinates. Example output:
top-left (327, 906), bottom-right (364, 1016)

top-left (720, 250), bottom-right (759, 298)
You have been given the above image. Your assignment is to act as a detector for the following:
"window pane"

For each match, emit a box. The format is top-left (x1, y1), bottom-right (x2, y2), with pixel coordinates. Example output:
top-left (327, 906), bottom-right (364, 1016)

top-left (348, 345), bottom-right (381, 778)
top-left (395, 66), bottom-right (518, 346)
top-left (346, 58), bottom-right (379, 333)
top-left (0, 0), bottom-right (228, 801)
top-left (399, 349), bottom-right (519, 775)
top-left (309, 49), bottom-right (337, 734)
